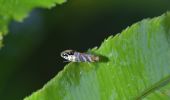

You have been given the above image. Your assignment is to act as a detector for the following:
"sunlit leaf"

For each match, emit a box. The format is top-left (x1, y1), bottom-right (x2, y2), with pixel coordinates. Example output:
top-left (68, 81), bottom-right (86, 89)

top-left (24, 12), bottom-right (170, 100)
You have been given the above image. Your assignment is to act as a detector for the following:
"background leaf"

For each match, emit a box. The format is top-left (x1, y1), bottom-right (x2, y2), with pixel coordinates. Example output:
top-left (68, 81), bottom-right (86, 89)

top-left (0, 0), bottom-right (66, 48)
top-left (0, 16), bottom-right (9, 48)
top-left (24, 12), bottom-right (170, 100)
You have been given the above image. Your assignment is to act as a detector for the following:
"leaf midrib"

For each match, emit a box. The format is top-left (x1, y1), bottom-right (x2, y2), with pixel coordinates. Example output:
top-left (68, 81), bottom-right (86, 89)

top-left (135, 75), bottom-right (170, 99)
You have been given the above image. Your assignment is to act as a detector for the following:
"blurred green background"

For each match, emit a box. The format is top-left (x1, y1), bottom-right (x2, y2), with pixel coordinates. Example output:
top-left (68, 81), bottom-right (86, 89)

top-left (0, 0), bottom-right (170, 100)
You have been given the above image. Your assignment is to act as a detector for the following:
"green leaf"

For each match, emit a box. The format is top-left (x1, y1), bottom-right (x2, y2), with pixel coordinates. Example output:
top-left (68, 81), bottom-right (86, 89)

top-left (0, 0), bottom-right (66, 48)
top-left (24, 12), bottom-right (170, 100)
top-left (144, 78), bottom-right (170, 99)
top-left (0, 15), bottom-right (10, 48)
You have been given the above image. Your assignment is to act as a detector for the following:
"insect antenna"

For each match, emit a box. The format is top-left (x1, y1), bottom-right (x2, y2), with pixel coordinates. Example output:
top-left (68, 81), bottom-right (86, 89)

top-left (63, 60), bottom-right (70, 63)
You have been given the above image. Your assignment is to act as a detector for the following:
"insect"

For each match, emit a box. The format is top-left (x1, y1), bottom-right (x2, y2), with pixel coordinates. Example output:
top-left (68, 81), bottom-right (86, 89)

top-left (61, 50), bottom-right (99, 62)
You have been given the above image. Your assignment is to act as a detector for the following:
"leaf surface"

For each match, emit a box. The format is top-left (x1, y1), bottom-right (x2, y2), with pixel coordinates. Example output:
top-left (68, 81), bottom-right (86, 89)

top-left (24, 12), bottom-right (170, 100)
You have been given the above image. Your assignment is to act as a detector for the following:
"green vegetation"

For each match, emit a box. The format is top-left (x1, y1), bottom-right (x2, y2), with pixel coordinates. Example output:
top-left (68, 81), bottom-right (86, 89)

top-left (0, 0), bottom-right (170, 100)
top-left (0, 0), bottom-right (66, 48)
top-left (24, 12), bottom-right (170, 100)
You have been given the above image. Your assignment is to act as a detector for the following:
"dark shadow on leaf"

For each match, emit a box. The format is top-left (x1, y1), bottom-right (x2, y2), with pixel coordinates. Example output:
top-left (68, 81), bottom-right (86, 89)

top-left (98, 54), bottom-right (109, 63)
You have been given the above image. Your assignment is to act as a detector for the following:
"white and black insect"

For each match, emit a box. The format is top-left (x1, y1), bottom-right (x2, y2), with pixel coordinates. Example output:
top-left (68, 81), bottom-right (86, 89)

top-left (61, 50), bottom-right (99, 62)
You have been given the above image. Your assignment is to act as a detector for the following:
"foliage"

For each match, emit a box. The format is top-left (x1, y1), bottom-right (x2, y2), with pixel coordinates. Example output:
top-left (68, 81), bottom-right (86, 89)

top-left (24, 12), bottom-right (170, 100)
top-left (0, 0), bottom-right (66, 48)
